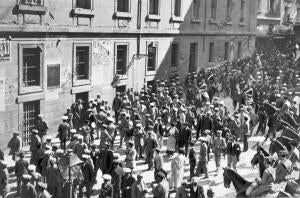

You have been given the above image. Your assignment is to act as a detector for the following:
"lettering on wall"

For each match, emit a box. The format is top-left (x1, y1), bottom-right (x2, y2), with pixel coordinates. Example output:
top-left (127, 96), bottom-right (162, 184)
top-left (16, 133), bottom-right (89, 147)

top-left (0, 38), bottom-right (10, 62)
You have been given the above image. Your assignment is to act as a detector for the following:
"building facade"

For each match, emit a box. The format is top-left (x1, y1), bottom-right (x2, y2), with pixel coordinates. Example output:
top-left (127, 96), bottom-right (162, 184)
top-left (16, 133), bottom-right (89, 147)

top-left (256, 0), bottom-right (298, 43)
top-left (0, 0), bottom-right (256, 148)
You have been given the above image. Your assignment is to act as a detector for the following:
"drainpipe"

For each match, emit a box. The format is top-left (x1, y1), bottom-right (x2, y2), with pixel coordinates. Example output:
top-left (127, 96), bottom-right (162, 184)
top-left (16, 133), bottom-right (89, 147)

top-left (137, 0), bottom-right (142, 55)
top-left (203, 0), bottom-right (207, 52)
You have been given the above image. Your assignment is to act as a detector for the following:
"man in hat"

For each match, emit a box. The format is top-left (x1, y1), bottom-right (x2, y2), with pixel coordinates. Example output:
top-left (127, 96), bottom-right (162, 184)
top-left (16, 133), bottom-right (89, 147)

top-left (0, 161), bottom-right (9, 197)
top-left (132, 174), bottom-right (148, 198)
top-left (197, 112), bottom-right (213, 140)
top-left (241, 116), bottom-right (250, 152)
top-left (196, 137), bottom-right (208, 179)
top-left (37, 182), bottom-right (51, 198)
top-left (226, 136), bottom-right (241, 171)
top-left (275, 149), bottom-right (292, 183)
top-left (100, 124), bottom-right (113, 149)
top-left (143, 132), bottom-right (158, 170)
top-left (118, 111), bottom-right (129, 148)
top-left (64, 107), bottom-right (74, 129)
top-left (30, 129), bottom-right (42, 165)
top-left (57, 116), bottom-right (70, 151)
top-left (153, 148), bottom-right (164, 182)
top-left (28, 164), bottom-right (42, 190)
top-left (125, 141), bottom-right (136, 169)
top-left (15, 151), bottom-right (29, 196)
top-left (99, 174), bottom-right (113, 198)
top-left (153, 171), bottom-right (169, 198)
top-left (179, 122), bottom-right (192, 156)
top-left (8, 131), bottom-right (22, 161)
top-left (133, 123), bottom-right (146, 159)
top-left (189, 141), bottom-right (197, 179)
top-left (175, 180), bottom-right (189, 198)
top-left (46, 158), bottom-right (61, 198)
top-left (20, 174), bottom-right (37, 198)
top-left (36, 114), bottom-right (48, 142)
top-left (71, 99), bottom-right (83, 130)
top-left (121, 168), bottom-right (136, 198)
top-left (189, 177), bottom-right (205, 198)
top-left (154, 117), bottom-right (164, 148)
top-left (74, 135), bottom-right (88, 160)
top-left (79, 154), bottom-right (94, 198)
top-left (213, 130), bottom-right (226, 173)
top-left (170, 149), bottom-right (185, 190)
top-left (99, 143), bottom-right (114, 175)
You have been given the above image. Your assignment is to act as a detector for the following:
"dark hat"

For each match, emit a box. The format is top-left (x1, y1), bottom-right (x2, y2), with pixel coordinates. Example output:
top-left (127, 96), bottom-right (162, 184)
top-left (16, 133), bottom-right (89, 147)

top-left (207, 188), bottom-right (214, 196)
top-left (279, 149), bottom-right (289, 156)
top-left (157, 172), bottom-right (165, 179)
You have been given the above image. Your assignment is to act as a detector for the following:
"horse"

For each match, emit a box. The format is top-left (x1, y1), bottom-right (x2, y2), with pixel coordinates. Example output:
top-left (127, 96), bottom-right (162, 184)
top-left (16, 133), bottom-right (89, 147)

top-left (223, 167), bottom-right (251, 197)
top-left (269, 138), bottom-right (287, 155)
top-left (281, 126), bottom-right (300, 143)
top-left (251, 146), bottom-right (270, 178)
top-left (223, 167), bottom-right (291, 198)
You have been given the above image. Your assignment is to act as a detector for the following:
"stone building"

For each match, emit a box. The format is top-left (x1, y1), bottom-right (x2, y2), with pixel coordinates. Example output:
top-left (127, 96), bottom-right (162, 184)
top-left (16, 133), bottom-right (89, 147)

top-left (0, 0), bottom-right (256, 148)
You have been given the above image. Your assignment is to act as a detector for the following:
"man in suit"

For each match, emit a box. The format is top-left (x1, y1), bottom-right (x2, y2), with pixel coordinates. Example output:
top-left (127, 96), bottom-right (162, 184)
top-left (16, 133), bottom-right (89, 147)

top-left (15, 151), bottom-right (29, 196)
top-left (189, 177), bottom-right (205, 198)
top-left (78, 154), bottom-right (94, 198)
top-left (179, 122), bottom-right (192, 156)
top-left (57, 116), bottom-right (70, 151)
top-left (131, 174), bottom-right (148, 198)
top-left (99, 174), bottom-right (113, 198)
top-left (226, 136), bottom-right (241, 171)
top-left (189, 141), bottom-right (197, 179)
top-left (99, 143), bottom-right (114, 175)
top-left (143, 132), bottom-right (158, 170)
top-left (154, 148), bottom-right (164, 182)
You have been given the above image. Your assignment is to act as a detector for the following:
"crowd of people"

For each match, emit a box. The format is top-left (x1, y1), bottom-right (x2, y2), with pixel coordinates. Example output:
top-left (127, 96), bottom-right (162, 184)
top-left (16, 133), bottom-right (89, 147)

top-left (1, 46), bottom-right (300, 198)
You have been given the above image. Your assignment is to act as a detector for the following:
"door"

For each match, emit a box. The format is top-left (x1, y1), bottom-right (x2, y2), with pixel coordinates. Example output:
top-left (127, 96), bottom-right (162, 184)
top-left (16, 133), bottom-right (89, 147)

top-left (116, 85), bottom-right (126, 94)
top-left (76, 92), bottom-right (89, 110)
top-left (23, 100), bottom-right (40, 146)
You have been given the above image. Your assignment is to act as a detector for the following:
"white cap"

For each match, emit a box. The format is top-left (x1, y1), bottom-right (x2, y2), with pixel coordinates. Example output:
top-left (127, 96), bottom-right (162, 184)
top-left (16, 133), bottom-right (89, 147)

top-left (62, 116), bottom-right (68, 120)
top-left (103, 174), bottom-right (112, 180)
top-left (28, 164), bottom-right (36, 172)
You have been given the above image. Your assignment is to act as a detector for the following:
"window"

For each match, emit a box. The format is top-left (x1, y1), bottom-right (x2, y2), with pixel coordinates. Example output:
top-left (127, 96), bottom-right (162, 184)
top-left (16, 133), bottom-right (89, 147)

top-left (147, 43), bottom-right (157, 71)
top-left (269, 0), bottom-right (275, 13)
top-left (237, 42), bottom-right (242, 58)
top-left (211, 0), bottom-right (217, 20)
top-left (22, 47), bottom-right (41, 87)
top-left (76, 0), bottom-right (91, 9)
top-left (209, 42), bottom-right (214, 62)
top-left (174, 0), bottom-right (181, 17)
top-left (240, 0), bottom-right (245, 23)
top-left (116, 45), bottom-right (128, 75)
top-left (171, 43), bottom-right (179, 68)
top-left (257, 0), bottom-right (262, 12)
top-left (189, 43), bottom-right (198, 72)
top-left (47, 64), bottom-right (60, 88)
top-left (224, 42), bottom-right (229, 61)
top-left (149, 0), bottom-right (159, 15)
top-left (75, 46), bottom-right (90, 80)
top-left (193, 0), bottom-right (200, 19)
top-left (117, 0), bottom-right (130, 12)
top-left (297, 8), bottom-right (300, 21)
top-left (19, 0), bottom-right (44, 6)
top-left (226, 0), bottom-right (232, 21)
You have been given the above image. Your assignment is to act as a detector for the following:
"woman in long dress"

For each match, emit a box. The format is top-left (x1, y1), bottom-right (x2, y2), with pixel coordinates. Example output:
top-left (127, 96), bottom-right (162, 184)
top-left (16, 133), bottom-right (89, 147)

top-left (166, 122), bottom-right (178, 157)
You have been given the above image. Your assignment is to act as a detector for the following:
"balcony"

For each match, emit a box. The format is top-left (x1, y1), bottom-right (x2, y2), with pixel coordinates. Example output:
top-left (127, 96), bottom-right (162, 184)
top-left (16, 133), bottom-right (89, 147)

top-left (16, 0), bottom-right (47, 15)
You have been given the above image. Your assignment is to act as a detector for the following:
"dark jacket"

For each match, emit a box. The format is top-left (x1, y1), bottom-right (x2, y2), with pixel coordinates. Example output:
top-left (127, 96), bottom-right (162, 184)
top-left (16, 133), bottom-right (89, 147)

top-left (82, 162), bottom-right (94, 184)
top-left (15, 159), bottom-right (29, 178)
top-left (189, 148), bottom-right (197, 164)
top-left (189, 184), bottom-right (205, 198)
top-left (226, 141), bottom-right (241, 157)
